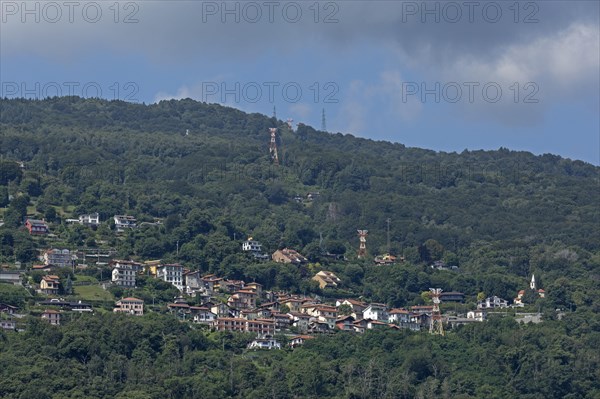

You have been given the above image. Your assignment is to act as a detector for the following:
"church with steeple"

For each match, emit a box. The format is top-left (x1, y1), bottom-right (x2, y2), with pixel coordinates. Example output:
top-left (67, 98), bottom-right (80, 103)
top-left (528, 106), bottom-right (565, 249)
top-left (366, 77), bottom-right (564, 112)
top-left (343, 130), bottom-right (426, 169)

top-left (514, 274), bottom-right (545, 306)
top-left (530, 274), bottom-right (545, 297)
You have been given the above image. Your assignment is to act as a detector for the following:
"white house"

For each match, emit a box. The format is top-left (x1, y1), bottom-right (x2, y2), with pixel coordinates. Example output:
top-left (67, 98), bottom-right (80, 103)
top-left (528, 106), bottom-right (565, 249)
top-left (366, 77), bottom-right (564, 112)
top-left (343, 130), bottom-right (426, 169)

top-left (79, 213), bottom-right (100, 226)
top-left (467, 310), bottom-right (486, 321)
top-left (114, 215), bottom-right (137, 232)
top-left (156, 264), bottom-right (184, 291)
top-left (388, 308), bottom-right (411, 324)
top-left (247, 336), bottom-right (281, 350)
top-left (477, 296), bottom-right (509, 309)
top-left (362, 303), bottom-right (389, 321)
top-left (112, 263), bottom-right (136, 287)
top-left (242, 238), bottom-right (269, 260)
top-left (190, 307), bottom-right (216, 325)
top-left (242, 239), bottom-right (262, 252)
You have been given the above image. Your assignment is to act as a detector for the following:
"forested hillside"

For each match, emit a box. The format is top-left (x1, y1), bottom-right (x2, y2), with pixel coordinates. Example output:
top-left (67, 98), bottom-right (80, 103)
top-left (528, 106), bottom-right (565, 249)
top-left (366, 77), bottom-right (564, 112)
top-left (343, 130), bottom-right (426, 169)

top-left (2, 97), bottom-right (597, 250)
top-left (1, 312), bottom-right (599, 399)
top-left (1, 97), bottom-right (599, 398)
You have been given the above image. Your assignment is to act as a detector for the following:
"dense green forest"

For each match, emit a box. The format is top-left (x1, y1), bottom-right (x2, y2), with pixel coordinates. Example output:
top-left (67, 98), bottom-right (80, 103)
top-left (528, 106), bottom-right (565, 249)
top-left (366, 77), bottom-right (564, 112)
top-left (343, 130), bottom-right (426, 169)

top-left (1, 312), bottom-right (599, 399)
top-left (1, 97), bottom-right (599, 398)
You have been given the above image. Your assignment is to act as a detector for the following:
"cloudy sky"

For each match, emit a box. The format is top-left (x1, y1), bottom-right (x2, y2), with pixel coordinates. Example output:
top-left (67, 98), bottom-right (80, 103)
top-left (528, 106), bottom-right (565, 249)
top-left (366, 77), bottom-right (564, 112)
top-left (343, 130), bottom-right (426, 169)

top-left (1, 1), bottom-right (599, 164)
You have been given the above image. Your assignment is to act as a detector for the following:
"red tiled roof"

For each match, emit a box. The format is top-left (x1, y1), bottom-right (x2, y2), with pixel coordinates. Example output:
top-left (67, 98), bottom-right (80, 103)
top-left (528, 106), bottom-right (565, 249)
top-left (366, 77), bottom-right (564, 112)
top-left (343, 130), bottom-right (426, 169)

top-left (389, 308), bottom-right (410, 314)
top-left (168, 303), bottom-right (190, 308)
top-left (341, 298), bottom-right (366, 306)
top-left (189, 306), bottom-right (210, 311)
top-left (291, 335), bottom-right (315, 340)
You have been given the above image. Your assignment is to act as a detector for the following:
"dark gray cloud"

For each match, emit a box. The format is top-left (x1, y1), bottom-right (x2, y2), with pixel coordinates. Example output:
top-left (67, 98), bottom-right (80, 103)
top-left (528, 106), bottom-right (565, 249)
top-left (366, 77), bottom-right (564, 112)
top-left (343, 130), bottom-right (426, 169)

top-left (2, 1), bottom-right (597, 62)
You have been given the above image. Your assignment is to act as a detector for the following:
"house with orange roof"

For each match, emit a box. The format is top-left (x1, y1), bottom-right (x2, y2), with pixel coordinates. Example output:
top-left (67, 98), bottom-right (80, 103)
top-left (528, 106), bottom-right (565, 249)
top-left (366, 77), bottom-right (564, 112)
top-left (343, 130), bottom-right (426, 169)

top-left (227, 290), bottom-right (257, 310)
top-left (113, 297), bottom-right (144, 316)
top-left (41, 309), bottom-right (61, 325)
top-left (272, 248), bottom-right (308, 265)
top-left (39, 275), bottom-right (60, 295)
top-left (312, 270), bottom-right (341, 289)
top-left (336, 315), bottom-right (355, 331)
top-left (336, 298), bottom-right (367, 319)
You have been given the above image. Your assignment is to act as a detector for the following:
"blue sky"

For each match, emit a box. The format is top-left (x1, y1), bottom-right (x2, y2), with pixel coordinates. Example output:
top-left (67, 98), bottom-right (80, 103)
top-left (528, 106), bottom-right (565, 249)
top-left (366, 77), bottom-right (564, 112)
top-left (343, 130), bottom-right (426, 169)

top-left (1, 1), bottom-right (599, 164)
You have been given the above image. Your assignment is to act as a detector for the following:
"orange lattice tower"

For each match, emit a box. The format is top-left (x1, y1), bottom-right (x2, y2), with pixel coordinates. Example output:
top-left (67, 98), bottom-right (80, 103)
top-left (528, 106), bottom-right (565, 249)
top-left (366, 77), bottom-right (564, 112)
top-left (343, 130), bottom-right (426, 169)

top-left (269, 128), bottom-right (279, 165)
top-left (357, 230), bottom-right (368, 259)
top-left (429, 288), bottom-right (445, 336)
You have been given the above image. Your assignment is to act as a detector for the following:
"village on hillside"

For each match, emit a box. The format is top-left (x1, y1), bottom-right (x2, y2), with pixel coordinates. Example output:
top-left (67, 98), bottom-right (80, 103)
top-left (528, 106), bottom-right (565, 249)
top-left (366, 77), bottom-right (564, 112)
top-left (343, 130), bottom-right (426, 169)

top-left (1, 222), bottom-right (549, 348)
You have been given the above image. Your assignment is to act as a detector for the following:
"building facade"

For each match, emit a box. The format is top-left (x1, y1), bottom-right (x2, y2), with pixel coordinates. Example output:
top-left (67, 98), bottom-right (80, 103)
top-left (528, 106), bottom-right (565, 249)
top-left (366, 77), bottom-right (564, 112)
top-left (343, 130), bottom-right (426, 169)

top-left (111, 263), bottom-right (136, 287)
top-left (156, 264), bottom-right (184, 291)
top-left (43, 249), bottom-right (75, 268)
top-left (114, 297), bottom-right (144, 316)
top-left (25, 219), bottom-right (49, 235)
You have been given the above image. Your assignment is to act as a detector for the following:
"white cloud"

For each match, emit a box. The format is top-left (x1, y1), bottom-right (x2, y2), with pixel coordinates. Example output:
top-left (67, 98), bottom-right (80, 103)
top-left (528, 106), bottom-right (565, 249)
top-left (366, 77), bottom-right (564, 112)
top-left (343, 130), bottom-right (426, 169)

top-left (154, 86), bottom-right (194, 103)
top-left (289, 103), bottom-right (312, 120)
top-left (445, 22), bottom-right (599, 94)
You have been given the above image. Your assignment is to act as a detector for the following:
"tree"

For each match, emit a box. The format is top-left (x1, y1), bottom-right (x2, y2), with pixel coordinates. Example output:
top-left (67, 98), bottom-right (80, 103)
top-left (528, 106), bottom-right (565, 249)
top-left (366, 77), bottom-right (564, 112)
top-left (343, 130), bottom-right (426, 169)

top-left (264, 183), bottom-right (287, 205)
top-left (403, 247), bottom-right (421, 264)
top-left (44, 206), bottom-right (57, 223)
top-left (326, 240), bottom-right (346, 255)
top-left (0, 186), bottom-right (9, 207)
top-left (338, 304), bottom-right (352, 316)
top-left (419, 239), bottom-right (445, 263)
top-left (303, 242), bottom-right (323, 262)
top-left (8, 194), bottom-right (30, 218)
top-left (0, 161), bottom-right (23, 185)
top-left (164, 214), bottom-right (181, 233)
top-left (13, 237), bottom-right (37, 262)
top-left (64, 275), bottom-right (73, 295)
top-left (420, 291), bottom-right (432, 304)
top-left (522, 288), bottom-right (540, 306)
top-left (21, 178), bottom-right (43, 197)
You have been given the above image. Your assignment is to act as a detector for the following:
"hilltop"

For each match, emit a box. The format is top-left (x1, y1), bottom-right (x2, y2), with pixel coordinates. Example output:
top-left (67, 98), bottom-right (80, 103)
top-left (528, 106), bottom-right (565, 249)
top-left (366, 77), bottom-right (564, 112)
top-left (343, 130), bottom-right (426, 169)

top-left (1, 97), bottom-right (599, 398)
top-left (1, 96), bottom-right (598, 304)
